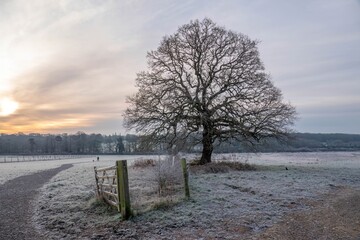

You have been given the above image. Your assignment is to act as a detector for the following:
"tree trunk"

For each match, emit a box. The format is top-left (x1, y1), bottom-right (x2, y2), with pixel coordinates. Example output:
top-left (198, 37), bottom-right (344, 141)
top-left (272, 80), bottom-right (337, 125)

top-left (199, 125), bottom-right (213, 164)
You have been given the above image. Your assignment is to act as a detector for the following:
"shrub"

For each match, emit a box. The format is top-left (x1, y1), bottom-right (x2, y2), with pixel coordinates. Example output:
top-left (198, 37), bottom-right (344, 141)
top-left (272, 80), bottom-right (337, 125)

top-left (153, 157), bottom-right (183, 197)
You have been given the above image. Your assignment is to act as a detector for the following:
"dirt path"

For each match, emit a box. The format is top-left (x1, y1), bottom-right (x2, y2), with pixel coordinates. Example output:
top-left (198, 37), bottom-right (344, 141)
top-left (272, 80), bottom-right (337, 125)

top-left (0, 164), bottom-right (73, 240)
top-left (256, 186), bottom-right (360, 240)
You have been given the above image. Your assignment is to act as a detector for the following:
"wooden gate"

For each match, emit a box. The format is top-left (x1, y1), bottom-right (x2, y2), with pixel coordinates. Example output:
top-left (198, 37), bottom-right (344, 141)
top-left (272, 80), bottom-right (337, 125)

top-left (94, 160), bottom-right (131, 220)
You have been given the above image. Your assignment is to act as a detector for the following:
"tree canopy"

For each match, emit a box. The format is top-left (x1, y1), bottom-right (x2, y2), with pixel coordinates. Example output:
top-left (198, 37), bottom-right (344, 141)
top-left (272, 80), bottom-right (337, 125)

top-left (124, 18), bottom-right (296, 164)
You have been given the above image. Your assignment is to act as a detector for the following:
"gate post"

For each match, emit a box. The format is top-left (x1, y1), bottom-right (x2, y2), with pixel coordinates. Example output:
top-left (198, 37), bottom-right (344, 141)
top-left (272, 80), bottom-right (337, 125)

top-left (181, 158), bottom-right (190, 199)
top-left (116, 160), bottom-right (132, 220)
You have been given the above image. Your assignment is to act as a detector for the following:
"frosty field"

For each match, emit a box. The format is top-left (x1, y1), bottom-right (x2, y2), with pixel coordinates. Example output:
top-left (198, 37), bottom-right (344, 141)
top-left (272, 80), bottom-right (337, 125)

top-left (1, 152), bottom-right (359, 239)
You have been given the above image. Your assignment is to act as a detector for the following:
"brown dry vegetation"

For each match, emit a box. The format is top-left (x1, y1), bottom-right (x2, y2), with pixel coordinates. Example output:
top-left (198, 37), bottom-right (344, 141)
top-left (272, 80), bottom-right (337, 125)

top-left (190, 160), bottom-right (256, 174)
top-left (132, 159), bottom-right (156, 168)
top-left (257, 186), bottom-right (360, 240)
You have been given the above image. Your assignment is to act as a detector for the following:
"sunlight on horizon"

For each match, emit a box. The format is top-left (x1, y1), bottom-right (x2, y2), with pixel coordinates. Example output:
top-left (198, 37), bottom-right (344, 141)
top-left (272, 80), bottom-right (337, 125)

top-left (0, 98), bottom-right (19, 117)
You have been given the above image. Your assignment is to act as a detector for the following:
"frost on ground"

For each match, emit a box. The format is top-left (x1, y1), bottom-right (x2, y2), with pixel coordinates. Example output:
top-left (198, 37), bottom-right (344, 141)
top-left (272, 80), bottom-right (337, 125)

top-left (0, 155), bottom-right (151, 185)
top-left (28, 152), bottom-right (360, 239)
top-left (0, 157), bottom-right (90, 184)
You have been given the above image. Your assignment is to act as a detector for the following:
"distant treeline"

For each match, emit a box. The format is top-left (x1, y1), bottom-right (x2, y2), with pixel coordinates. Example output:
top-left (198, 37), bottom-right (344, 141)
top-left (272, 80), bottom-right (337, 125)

top-left (215, 133), bottom-right (360, 153)
top-left (0, 132), bottom-right (149, 155)
top-left (1, 132), bottom-right (360, 155)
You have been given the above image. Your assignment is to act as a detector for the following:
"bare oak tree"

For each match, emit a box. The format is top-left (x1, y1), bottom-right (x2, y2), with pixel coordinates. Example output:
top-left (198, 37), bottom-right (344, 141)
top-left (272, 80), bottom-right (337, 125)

top-left (124, 19), bottom-right (296, 164)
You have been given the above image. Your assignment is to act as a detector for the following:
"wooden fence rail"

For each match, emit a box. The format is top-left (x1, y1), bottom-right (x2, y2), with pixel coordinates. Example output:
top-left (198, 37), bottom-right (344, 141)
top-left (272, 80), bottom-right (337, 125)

top-left (94, 160), bottom-right (131, 220)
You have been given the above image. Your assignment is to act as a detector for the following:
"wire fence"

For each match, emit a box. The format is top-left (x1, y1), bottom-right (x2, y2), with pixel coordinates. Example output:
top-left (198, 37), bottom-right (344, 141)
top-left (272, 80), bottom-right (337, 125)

top-left (0, 155), bottom-right (95, 163)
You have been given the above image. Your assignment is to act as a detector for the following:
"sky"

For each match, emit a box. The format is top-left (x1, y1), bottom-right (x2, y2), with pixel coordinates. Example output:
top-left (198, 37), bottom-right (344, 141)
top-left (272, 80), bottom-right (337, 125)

top-left (0, 0), bottom-right (359, 135)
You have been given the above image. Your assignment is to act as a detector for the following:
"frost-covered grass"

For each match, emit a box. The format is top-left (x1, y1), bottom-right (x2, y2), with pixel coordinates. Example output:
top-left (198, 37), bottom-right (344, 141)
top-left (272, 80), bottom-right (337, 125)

top-left (31, 155), bottom-right (176, 239)
top-left (0, 155), bottom-right (160, 185)
top-left (0, 157), bottom-right (90, 184)
top-left (4, 152), bottom-right (360, 239)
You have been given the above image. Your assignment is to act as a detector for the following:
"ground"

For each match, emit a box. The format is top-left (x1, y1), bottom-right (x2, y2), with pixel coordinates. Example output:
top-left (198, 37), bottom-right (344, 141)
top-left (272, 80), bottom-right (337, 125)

top-left (0, 164), bottom-right (72, 240)
top-left (258, 186), bottom-right (360, 240)
top-left (0, 152), bottom-right (359, 239)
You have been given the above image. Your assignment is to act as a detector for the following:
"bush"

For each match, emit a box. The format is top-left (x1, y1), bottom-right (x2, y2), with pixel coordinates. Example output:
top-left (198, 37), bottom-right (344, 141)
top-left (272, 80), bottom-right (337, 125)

top-left (153, 157), bottom-right (183, 197)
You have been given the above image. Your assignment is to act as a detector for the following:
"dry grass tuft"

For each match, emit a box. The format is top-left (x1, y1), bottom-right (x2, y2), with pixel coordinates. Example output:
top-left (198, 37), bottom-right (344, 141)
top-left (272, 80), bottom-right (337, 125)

top-left (190, 161), bottom-right (256, 174)
top-left (132, 159), bottom-right (156, 168)
top-left (86, 198), bottom-right (119, 216)
top-left (150, 197), bottom-right (179, 211)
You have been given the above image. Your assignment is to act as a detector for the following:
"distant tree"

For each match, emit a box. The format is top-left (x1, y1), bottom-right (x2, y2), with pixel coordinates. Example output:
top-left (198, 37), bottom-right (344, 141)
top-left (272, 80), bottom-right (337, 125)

top-left (88, 134), bottom-right (103, 153)
top-left (76, 131), bottom-right (87, 153)
top-left (62, 134), bottom-right (70, 153)
top-left (54, 135), bottom-right (62, 153)
top-left (28, 138), bottom-right (36, 153)
top-left (104, 135), bottom-right (116, 153)
top-left (124, 18), bottom-right (296, 164)
top-left (45, 135), bottom-right (56, 153)
top-left (137, 135), bottom-right (158, 153)
top-left (55, 135), bottom-right (62, 142)
top-left (116, 136), bottom-right (125, 153)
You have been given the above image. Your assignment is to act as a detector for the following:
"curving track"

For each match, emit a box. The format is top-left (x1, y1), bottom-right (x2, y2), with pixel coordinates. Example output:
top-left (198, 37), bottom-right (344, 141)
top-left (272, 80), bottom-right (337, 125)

top-left (0, 164), bottom-right (73, 240)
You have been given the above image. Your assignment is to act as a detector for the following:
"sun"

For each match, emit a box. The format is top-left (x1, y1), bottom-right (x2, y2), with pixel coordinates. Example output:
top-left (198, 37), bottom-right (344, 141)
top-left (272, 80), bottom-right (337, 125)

top-left (0, 98), bottom-right (19, 116)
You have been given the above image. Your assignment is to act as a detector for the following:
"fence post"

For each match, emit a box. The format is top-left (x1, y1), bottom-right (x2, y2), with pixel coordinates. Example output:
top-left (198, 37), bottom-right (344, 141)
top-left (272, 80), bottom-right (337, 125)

top-left (181, 158), bottom-right (190, 199)
top-left (93, 166), bottom-right (100, 198)
top-left (116, 160), bottom-right (131, 220)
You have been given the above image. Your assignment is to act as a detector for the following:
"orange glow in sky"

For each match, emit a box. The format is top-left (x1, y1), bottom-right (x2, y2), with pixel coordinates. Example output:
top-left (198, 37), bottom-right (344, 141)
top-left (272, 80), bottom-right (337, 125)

top-left (0, 1), bottom-right (359, 134)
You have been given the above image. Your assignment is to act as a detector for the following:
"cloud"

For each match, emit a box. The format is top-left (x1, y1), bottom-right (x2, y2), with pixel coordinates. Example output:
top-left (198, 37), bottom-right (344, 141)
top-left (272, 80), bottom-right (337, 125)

top-left (0, 0), bottom-right (359, 134)
top-left (4, 47), bottom-right (136, 133)
top-left (0, 0), bottom-right (146, 133)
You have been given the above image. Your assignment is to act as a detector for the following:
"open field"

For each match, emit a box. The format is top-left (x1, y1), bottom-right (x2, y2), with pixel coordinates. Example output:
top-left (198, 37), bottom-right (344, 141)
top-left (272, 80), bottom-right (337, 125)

top-left (0, 155), bottom-right (158, 185)
top-left (1, 152), bottom-right (359, 239)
